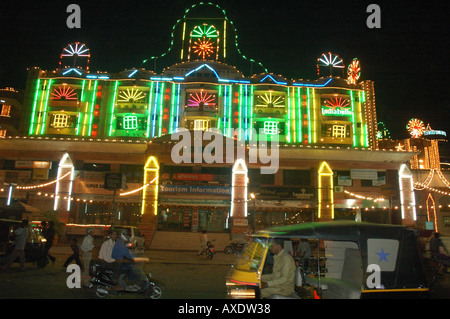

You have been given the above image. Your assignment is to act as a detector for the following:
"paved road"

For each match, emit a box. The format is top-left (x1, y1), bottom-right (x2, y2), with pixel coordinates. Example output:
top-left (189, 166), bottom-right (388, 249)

top-left (0, 246), bottom-right (237, 299)
top-left (0, 245), bottom-right (449, 299)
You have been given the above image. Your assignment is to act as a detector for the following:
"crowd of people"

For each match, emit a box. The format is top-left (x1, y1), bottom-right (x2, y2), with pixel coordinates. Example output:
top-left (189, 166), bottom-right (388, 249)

top-left (1, 221), bottom-right (149, 291)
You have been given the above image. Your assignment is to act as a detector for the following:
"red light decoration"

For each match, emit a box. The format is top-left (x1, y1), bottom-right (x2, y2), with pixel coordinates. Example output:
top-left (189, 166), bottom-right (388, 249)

top-left (50, 86), bottom-right (77, 100)
top-left (187, 91), bottom-right (216, 109)
top-left (324, 97), bottom-right (350, 110)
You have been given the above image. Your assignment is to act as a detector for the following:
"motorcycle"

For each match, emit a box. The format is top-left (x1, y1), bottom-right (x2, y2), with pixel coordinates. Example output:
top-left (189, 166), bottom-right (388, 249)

top-left (224, 242), bottom-right (246, 255)
top-left (205, 240), bottom-right (215, 260)
top-left (89, 260), bottom-right (163, 299)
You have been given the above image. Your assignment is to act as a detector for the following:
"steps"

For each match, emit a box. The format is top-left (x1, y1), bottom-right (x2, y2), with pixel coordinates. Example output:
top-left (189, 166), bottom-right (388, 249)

top-left (149, 231), bottom-right (234, 252)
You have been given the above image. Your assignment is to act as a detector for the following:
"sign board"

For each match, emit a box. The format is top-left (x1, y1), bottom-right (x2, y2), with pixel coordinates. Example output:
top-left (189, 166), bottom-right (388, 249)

top-left (104, 173), bottom-right (126, 190)
top-left (350, 169), bottom-right (378, 180)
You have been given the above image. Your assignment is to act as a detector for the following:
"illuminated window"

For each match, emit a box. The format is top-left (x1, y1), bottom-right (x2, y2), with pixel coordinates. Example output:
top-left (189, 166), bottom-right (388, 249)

top-left (332, 125), bottom-right (346, 138)
top-left (0, 104), bottom-right (11, 117)
top-left (263, 121), bottom-right (278, 135)
top-left (194, 119), bottom-right (210, 131)
top-left (123, 116), bottom-right (138, 129)
top-left (52, 114), bottom-right (69, 128)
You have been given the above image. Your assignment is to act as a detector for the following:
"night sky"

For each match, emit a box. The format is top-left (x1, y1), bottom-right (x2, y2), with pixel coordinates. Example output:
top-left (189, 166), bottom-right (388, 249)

top-left (0, 0), bottom-right (448, 141)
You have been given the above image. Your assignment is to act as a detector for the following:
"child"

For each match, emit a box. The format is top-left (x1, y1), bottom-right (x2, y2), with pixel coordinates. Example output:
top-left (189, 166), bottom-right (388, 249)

top-left (63, 238), bottom-right (83, 270)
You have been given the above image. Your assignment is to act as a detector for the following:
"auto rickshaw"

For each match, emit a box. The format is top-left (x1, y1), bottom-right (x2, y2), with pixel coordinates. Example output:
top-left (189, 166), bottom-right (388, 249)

top-left (226, 221), bottom-right (429, 299)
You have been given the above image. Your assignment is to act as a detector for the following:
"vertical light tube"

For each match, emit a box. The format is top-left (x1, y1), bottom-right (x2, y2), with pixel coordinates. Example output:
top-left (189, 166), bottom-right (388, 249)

top-left (158, 82), bottom-right (165, 137)
top-left (108, 81), bottom-right (119, 136)
top-left (87, 80), bottom-right (98, 136)
top-left (39, 79), bottom-right (53, 135)
top-left (29, 79), bottom-right (41, 135)
top-left (54, 153), bottom-right (74, 211)
top-left (6, 185), bottom-right (13, 206)
top-left (146, 81), bottom-right (155, 138)
top-left (287, 87), bottom-right (292, 143)
top-left (350, 90), bottom-right (357, 147)
top-left (307, 88), bottom-right (312, 144)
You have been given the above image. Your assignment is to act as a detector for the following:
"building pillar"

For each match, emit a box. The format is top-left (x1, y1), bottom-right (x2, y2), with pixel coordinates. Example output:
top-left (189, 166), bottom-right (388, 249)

top-left (398, 164), bottom-right (417, 227)
top-left (138, 156), bottom-right (159, 248)
top-left (318, 161), bottom-right (334, 222)
top-left (54, 152), bottom-right (74, 224)
top-left (230, 158), bottom-right (248, 235)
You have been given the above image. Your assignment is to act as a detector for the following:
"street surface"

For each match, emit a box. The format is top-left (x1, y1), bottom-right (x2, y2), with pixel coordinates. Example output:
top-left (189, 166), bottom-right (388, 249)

top-left (0, 245), bottom-right (449, 299)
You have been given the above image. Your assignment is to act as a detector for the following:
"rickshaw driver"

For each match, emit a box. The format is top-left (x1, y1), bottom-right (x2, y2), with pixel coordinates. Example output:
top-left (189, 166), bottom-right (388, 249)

top-left (260, 238), bottom-right (296, 298)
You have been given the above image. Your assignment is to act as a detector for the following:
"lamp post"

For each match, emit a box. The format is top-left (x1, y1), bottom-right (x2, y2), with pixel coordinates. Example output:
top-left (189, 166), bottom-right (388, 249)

top-left (250, 193), bottom-right (256, 233)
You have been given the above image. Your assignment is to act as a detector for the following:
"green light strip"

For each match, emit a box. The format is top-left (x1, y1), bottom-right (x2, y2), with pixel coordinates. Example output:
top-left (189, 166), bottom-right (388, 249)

top-left (249, 85), bottom-right (254, 141)
top-left (239, 84), bottom-right (243, 140)
top-left (307, 88), bottom-right (311, 144)
top-left (76, 80), bottom-right (86, 135)
top-left (218, 85), bottom-right (223, 130)
top-left (146, 82), bottom-right (155, 138)
top-left (108, 81), bottom-right (119, 136)
top-left (287, 87), bottom-right (292, 143)
top-left (87, 80), bottom-right (98, 136)
top-left (170, 83), bottom-right (176, 133)
top-left (28, 79), bottom-right (41, 135)
top-left (39, 79), bottom-right (53, 135)
top-left (297, 87), bottom-right (302, 143)
top-left (358, 91), bottom-right (365, 147)
top-left (350, 90), bottom-right (356, 147)
top-left (158, 82), bottom-right (165, 137)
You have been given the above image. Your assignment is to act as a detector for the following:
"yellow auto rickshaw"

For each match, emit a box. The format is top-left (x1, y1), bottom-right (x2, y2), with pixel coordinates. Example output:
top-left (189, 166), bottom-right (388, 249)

top-left (226, 221), bottom-right (429, 299)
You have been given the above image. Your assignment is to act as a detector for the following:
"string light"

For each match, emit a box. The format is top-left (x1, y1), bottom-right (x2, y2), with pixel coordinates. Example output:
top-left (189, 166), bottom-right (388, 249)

top-left (344, 190), bottom-right (384, 202)
top-left (16, 171), bottom-right (71, 190)
top-left (119, 177), bottom-right (157, 196)
top-left (414, 182), bottom-right (450, 196)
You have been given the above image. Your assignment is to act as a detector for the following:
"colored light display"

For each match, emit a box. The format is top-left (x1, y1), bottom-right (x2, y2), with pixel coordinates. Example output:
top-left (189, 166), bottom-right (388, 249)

top-left (59, 42), bottom-right (90, 70)
top-left (51, 85), bottom-right (77, 100)
top-left (407, 118), bottom-right (425, 138)
top-left (317, 52), bottom-right (344, 76)
top-left (321, 96), bottom-right (352, 116)
top-left (191, 38), bottom-right (216, 60)
top-left (187, 91), bottom-right (216, 109)
top-left (347, 58), bottom-right (361, 85)
top-left (255, 92), bottom-right (285, 109)
top-left (118, 88), bottom-right (147, 103)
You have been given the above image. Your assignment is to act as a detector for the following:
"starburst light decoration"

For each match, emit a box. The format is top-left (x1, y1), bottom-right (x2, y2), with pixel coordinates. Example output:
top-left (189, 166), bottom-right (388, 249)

top-left (50, 86), bottom-right (77, 100)
top-left (118, 88), bottom-right (146, 103)
top-left (407, 118), bottom-right (425, 138)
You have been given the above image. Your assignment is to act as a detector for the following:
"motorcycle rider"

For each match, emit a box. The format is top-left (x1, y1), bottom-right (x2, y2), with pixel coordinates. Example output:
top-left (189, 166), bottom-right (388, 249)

top-left (111, 229), bottom-right (148, 290)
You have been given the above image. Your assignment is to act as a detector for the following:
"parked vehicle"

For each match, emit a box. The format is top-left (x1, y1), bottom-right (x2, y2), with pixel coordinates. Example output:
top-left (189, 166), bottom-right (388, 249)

top-left (206, 240), bottom-right (215, 260)
top-left (224, 242), bottom-right (246, 255)
top-left (109, 225), bottom-right (145, 255)
top-left (226, 221), bottom-right (429, 299)
top-left (89, 259), bottom-right (163, 299)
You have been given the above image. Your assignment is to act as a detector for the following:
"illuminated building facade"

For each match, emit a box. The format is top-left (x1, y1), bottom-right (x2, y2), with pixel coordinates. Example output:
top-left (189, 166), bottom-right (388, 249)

top-left (0, 3), bottom-right (425, 245)
top-left (379, 120), bottom-right (450, 234)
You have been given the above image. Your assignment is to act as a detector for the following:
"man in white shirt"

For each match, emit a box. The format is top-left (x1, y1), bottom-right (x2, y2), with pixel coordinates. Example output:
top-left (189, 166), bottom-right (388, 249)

top-left (99, 231), bottom-right (117, 263)
top-left (80, 228), bottom-right (95, 286)
top-left (1, 220), bottom-right (29, 271)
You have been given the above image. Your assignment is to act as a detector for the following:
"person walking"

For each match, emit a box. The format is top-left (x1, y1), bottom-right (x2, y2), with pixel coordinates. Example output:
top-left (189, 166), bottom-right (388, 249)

top-left (42, 221), bottom-right (56, 263)
top-left (63, 238), bottom-right (83, 269)
top-left (80, 228), bottom-right (95, 286)
top-left (197, 231), bottom-right (208, 255)
top-left (1, 220), bottom-right (29, 272)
